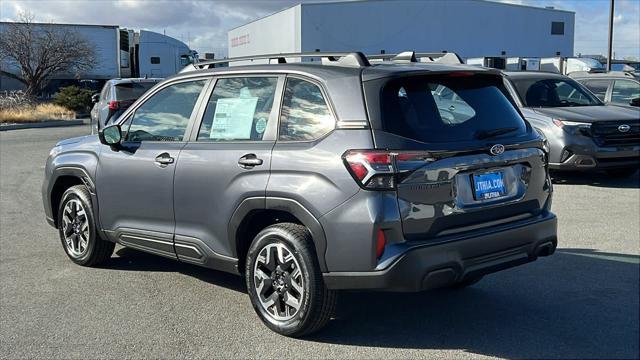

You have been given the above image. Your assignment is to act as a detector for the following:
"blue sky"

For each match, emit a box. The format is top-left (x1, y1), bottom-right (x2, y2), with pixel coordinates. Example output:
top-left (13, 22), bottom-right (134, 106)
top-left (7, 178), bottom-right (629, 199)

top-left (505, 0), bottom-right (640, 59)
top-left (1, 0), bottom-right (639, 59)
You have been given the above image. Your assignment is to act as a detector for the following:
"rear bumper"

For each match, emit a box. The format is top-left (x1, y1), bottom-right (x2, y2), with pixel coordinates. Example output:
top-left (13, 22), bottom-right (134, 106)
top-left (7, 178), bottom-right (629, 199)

top-left (323, 212), bottom-right (557, 292)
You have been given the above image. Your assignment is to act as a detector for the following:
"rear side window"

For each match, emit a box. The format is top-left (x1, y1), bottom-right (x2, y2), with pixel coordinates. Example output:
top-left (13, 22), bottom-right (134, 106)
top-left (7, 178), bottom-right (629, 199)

top-left (125, 80), bottom-right (206, 142)
top-left (279, 78), bottom-right (335, 141)
top-left (380, 75), bottom-right (527, 143)
top-left (197, 77), bottom-right (278, 141)
top-left (511, 78), bottom-right (601, 107)
top-left (114, 82), bottom-right (157, 101)
top-left (582, 79), bottom-right (611, 101)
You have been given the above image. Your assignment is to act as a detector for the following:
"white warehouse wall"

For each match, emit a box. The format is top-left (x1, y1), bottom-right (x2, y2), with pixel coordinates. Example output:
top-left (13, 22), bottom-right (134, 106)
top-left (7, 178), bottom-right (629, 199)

top-left (228, 0), bottom-right (574, 60)
top-left (300, 0), bottom-right (574, 58)
top-left (228, 5), bottom-right (301, 64)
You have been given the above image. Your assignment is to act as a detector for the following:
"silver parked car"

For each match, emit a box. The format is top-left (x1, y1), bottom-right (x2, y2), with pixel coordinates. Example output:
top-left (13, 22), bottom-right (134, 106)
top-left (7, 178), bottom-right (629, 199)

top-left (503, 71), bottom-right (640, 177)
top-left (90, 78), bottom-right (162, 133)
top-left (569, 71), bottom-right (640, 108)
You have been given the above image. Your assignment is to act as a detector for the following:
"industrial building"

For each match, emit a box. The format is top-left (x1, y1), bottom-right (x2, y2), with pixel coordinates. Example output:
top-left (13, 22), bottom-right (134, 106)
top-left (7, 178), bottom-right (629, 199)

top-left (228, 0), bottom-right (575, 61)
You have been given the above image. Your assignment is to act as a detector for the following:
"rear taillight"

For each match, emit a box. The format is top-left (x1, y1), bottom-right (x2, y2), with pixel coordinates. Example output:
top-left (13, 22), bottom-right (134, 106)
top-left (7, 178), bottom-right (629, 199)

top-left (376, 229), bottom-right (386, 259)
top-left (109, 100), bottom-right (134, 111)
top-left (343, 150), bottom-right (434, 190)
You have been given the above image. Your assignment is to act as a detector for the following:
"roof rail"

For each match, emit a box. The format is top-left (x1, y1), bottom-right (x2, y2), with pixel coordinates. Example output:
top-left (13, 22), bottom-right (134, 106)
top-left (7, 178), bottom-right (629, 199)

top-left (368, 51), bottom-right (463, 65)
top-left (190, 52), bottom-right (371, 70)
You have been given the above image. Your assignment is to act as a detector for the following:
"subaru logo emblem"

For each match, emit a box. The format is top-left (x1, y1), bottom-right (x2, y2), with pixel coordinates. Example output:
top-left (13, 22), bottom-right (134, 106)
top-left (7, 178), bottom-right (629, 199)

top-left (618, 124), bottom-right (630, 133)
top-left (490, 144), bottom-right (505, 156)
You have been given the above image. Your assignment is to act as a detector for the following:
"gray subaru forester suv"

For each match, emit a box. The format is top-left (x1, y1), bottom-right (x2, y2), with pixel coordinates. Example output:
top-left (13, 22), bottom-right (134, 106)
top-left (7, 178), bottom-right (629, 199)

top-left (42, 52), bottom-right (557, 337)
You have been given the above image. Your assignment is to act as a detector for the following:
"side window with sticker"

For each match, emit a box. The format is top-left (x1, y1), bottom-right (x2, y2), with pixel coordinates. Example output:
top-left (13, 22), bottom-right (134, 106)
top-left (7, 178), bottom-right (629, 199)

top-left (197, 77), bottom-right (278, 141)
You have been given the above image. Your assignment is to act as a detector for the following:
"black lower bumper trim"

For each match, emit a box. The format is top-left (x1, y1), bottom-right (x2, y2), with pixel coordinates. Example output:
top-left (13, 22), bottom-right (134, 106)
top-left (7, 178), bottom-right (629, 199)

top-left (323, 213), bottom-right (557, 292)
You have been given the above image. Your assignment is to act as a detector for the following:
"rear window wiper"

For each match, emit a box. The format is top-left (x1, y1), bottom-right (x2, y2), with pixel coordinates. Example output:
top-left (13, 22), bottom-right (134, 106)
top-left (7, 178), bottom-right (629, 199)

top-left (476, 127), bottom-right (519, 140)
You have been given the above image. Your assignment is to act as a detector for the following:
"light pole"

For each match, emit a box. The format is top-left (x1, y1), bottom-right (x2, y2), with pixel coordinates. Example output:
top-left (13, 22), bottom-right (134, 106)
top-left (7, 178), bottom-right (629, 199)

top-left (606, 0), bottom-right (615, 71)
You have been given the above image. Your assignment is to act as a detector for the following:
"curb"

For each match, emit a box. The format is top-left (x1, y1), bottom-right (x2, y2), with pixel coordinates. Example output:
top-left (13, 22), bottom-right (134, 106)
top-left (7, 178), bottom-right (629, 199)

top-left (0, 120), bottom-right (86, 131)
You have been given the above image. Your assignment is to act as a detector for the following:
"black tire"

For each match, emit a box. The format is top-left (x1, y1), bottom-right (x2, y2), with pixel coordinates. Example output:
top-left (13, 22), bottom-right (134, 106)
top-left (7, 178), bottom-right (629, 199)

top-left (245, 223), bottom-right (336, 337)
top-left (605, 168), bottom-right (638, 178)
top-left (57, 185), bottom-right (114, 266)
top-left (449, 275), bottom-right (483, 289)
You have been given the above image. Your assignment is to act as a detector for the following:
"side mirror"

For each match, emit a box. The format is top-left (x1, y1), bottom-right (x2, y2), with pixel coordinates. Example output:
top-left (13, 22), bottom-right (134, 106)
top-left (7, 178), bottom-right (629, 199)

top-left (630, 97), bottom-right (640, 107)
top-left (99, 124), bottom-right (122, 149)
top-left (91, 93), bottom-right (100, 104)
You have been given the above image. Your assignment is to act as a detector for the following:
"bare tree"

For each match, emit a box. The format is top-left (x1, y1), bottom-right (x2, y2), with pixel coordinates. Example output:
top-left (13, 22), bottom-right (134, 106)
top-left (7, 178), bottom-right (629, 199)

top-left (0, 12), bottom-right (96, 96)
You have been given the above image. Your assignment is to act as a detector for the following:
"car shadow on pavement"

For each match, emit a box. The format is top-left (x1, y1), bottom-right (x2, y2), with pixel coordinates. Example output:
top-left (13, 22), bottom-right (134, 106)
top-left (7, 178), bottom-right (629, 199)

top-left (309, 249), bottom-right (639, 359)
top-left (551, 170), bottom-right (639, 188)
top-left (99, 246), bottom-right (246, 293)
top-left (99, 246), bottom-right (639, 358)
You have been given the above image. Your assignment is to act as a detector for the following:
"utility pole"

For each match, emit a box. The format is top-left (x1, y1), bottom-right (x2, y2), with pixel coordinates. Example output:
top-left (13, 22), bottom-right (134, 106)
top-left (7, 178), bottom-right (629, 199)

top-left (606, 0), bottom-right (614, 71)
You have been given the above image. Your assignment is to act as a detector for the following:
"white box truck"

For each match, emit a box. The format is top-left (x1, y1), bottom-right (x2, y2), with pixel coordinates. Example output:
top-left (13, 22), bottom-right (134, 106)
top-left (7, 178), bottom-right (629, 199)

top-left (506, 57), bottom-right (541, 71)
top-left (540, 57), bottom-right (605, 75)
top-left (465, 57), bottom-right (507, 70)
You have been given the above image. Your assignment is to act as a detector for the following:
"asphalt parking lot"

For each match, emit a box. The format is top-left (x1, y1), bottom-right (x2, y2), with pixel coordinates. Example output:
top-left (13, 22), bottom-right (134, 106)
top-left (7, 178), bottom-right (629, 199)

top-left (1, 125), bottom-right (638, 359)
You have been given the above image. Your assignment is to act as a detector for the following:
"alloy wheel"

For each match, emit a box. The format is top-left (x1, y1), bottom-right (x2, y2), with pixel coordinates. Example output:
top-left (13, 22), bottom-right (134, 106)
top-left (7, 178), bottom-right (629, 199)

top-left (61, 199), bottom-right (90, 258)
top-left (253, 243), bottom-right (305, 321)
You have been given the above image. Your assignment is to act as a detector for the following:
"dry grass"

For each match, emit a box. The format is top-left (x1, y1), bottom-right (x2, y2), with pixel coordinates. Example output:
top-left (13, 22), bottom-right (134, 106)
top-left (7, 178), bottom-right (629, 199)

top-left (0, 103), bottom-right (75, 123)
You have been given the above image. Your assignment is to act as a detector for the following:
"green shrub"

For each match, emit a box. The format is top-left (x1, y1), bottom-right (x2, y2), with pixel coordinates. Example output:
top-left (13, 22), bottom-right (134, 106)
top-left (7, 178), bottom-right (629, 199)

top-left (53, 86), bottom-right (94, 112)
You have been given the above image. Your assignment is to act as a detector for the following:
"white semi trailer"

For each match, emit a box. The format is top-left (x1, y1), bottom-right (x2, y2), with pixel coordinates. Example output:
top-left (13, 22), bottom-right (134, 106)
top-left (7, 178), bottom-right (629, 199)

top-left (540, 57), bottom-right (605, 75)
top-left (0, 22), bottom-right (196, 92)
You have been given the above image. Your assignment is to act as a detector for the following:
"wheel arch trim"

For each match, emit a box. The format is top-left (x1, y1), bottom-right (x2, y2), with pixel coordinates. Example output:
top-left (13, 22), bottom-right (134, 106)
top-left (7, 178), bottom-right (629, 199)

top-left (228, 196), bottom-right (328, 272)
top-left (48, 166), bottom-right (103, 236)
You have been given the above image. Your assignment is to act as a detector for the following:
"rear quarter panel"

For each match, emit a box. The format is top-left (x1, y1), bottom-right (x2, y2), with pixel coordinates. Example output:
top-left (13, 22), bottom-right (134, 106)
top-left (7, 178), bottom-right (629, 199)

top-left (267, 130), bottom-right (372, 218)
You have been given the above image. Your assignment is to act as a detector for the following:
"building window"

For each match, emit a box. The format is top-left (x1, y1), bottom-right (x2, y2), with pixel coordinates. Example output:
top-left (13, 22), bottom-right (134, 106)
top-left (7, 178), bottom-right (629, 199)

top-left (150, 56), bottom-right (161, 64)
top-left (551, 22), bottom-right (564, 35)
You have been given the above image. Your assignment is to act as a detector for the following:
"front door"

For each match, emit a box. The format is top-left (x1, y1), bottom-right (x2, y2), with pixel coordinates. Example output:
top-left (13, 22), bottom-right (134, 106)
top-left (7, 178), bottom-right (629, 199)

top-left (96, 78), bottom-right (209, 257)
top-left (173, 75), bottom-right (283, 266)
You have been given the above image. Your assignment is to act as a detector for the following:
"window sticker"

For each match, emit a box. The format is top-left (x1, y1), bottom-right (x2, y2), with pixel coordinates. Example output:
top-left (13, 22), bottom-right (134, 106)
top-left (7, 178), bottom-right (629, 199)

top-left (210, 97), bottom-right (258, 140)
top-left (255, 117), bottom-right (267, 134)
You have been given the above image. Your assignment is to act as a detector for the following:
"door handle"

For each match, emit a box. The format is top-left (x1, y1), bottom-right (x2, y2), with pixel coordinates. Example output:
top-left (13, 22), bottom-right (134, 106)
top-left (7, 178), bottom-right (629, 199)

top-left (238, 154), bottom-right (263, 168)
top-left (154, 153), bottom-right (174, 165)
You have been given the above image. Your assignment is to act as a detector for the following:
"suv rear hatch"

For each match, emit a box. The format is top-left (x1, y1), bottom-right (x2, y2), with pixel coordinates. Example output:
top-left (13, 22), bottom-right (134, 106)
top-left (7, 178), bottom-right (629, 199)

top-left (360, 70), bottom-right (551, 240)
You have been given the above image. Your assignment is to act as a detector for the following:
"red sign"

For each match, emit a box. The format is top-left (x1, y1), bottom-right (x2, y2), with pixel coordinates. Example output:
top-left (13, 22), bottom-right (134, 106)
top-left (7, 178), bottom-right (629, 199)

top-left (231, 34), bottom-right (250, 48)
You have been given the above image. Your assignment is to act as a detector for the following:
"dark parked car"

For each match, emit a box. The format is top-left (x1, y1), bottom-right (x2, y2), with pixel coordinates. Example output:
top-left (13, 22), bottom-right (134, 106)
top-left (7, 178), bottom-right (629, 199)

top-left (503, 71), bottom-right (640, 177)
top-left (43, 52), bottom-right (557, 337)
top-left (569, 71), bottom-right (640, 107)
top-left (90, 78), bottom-right (162, 133)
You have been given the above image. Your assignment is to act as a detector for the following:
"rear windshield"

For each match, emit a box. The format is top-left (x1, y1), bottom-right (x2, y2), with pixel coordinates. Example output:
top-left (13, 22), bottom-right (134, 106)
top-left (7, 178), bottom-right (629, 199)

top-left (115, 82), bottom-right (157, 101)
top-left (510, 77), bottom-right (601, 107)
top-left (380, 75), bottom-right (527, 143)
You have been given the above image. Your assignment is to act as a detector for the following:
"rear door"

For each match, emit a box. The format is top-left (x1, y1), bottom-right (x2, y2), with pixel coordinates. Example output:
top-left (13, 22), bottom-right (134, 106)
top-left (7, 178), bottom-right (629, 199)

top-left (364, 73), bottom-right (550, 240)
top-left (173, 75), bottom-right (283, 264)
